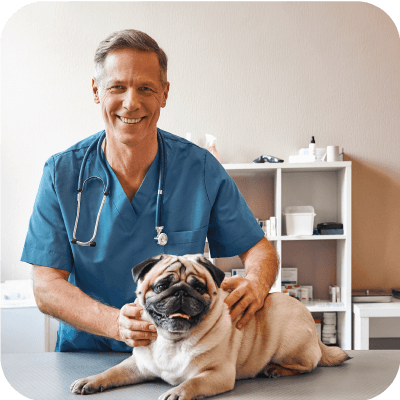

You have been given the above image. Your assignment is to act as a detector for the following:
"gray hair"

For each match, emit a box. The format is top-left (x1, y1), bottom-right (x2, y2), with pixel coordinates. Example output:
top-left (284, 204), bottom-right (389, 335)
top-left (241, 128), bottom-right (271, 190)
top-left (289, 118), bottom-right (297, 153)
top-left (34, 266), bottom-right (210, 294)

top-left (94, 29), bottom-right (168, 87)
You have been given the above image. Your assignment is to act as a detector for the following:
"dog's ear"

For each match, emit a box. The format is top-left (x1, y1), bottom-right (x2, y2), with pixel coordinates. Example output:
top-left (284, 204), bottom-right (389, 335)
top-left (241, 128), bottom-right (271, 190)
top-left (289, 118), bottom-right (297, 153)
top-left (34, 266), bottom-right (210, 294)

top-left (196, 256), bottom-right (225, 287)
top-left (132, 254), bottom-right (164, 283)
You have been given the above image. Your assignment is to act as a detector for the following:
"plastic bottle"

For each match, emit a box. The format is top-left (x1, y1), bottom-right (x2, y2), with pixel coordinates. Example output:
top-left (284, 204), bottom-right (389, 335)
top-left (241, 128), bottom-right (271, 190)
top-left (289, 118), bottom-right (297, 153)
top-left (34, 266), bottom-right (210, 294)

top-left (309, 136), bottom-right (316, 156)
top-left (204, 134), bottom-right (221, 162)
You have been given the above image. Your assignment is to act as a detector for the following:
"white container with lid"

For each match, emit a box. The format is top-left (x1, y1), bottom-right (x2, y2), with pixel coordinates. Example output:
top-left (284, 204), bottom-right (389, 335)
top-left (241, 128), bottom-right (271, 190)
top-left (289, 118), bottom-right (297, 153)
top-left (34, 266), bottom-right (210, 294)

top-left (283, 206), bottom-right (316, 236)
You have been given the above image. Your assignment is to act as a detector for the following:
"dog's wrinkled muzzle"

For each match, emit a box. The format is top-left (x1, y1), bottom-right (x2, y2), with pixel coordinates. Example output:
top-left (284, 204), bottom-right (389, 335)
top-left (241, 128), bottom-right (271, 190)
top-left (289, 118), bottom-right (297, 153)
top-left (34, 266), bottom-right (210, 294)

top-left (144, 282), bottom-right (211, 332)
top-left (147, 282), bottom-right (207, 318)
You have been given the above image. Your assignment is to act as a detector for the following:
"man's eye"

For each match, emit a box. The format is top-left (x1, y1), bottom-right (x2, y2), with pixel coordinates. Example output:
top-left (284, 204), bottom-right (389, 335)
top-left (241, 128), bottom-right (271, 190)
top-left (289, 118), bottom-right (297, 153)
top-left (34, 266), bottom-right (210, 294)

top-left (112, 85), bottom-right (123, 89)
top-left (141, 87), bottom-right (152, 91)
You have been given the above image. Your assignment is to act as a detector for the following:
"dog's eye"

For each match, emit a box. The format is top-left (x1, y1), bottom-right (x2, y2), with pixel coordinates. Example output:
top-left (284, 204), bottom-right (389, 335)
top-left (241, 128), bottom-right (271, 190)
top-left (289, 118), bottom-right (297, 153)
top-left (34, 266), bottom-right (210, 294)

top-left (154, 283), bottom-right (169, 294)
top-left (193, 284), bottom-right (206, 295)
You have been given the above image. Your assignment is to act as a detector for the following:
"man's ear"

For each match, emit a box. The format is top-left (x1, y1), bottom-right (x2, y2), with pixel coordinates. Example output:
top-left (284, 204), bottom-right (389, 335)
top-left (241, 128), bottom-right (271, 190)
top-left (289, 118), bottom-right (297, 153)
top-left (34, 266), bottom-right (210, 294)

top-left (92, 78), bottom-right (100, 104)
top-left (132, 255), bottom-right (164, 283)
top-left (161, 82), bottom-right (170, 108)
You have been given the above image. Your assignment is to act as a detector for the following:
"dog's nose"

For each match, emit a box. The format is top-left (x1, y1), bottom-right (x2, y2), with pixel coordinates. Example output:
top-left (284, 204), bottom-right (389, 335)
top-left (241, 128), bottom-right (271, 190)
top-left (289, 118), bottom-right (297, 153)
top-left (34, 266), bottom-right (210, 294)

top-left (174, 290), bottom-right (188, 297)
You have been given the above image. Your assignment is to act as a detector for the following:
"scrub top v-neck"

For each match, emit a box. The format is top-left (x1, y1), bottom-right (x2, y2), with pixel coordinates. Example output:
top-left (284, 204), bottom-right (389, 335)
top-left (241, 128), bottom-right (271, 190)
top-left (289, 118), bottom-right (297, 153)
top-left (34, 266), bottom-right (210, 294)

top-left (21, 129), bottom-right (264, 352)
top-left (99, 139), bottom-right (161, 229)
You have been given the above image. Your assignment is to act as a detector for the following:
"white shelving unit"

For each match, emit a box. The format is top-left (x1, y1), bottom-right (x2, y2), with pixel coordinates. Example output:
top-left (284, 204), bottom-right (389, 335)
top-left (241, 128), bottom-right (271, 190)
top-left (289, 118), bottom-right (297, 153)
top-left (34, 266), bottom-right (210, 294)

top-left (221, 161), bottom-right (352, 350)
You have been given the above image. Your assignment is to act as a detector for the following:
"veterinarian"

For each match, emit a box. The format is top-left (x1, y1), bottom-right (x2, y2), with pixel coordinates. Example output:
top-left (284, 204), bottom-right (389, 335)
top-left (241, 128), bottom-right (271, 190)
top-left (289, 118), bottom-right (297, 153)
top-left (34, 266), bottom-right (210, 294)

top-left (21, 29), bottom-right (279, 352)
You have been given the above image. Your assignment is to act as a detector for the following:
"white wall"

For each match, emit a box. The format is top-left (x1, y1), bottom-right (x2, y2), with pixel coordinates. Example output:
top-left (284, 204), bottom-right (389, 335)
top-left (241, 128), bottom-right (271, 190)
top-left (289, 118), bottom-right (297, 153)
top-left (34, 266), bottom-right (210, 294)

top-left (2, 2), bottom-right (400, 285)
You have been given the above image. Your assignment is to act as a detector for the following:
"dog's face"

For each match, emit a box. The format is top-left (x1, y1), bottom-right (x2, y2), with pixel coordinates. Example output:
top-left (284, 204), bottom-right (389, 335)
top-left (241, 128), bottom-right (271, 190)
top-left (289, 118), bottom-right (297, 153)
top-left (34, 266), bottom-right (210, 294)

top-left (132, 254), bottom-right (225, 334)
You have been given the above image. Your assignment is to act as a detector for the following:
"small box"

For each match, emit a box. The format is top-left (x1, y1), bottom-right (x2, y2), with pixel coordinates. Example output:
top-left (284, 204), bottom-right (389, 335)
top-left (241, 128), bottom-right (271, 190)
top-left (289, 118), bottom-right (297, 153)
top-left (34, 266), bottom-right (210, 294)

top-left (284, 206), bottom-right (316, 236)
top-left (270, 217), bottom-right (277, 237)
top-left (281, 268), bottom-right (297, 285)
top-left (317, 222), bottom-right (343, 235)
top-left (266, 220), bottom-right (271, 237)
top-left (300, 287), bottom-right (308, 302)
top-left (300, 285), bottom-right (313, 300)
top-left (329, 285), bottom-right (337, 303)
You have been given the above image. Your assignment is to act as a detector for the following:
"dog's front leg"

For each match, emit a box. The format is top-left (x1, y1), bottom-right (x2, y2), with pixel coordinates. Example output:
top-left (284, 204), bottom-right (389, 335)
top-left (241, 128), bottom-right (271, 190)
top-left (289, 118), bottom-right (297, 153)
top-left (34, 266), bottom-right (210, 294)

top-left (159, 366), bottom-right (236, 400)
top-left (70, 356), bottom-right (154, 395)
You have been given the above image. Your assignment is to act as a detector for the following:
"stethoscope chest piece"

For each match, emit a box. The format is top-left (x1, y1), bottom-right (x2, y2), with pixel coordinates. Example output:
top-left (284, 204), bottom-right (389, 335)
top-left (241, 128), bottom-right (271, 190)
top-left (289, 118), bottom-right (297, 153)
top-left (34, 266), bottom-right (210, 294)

top-left (155, 226), bottom-right (168, 246)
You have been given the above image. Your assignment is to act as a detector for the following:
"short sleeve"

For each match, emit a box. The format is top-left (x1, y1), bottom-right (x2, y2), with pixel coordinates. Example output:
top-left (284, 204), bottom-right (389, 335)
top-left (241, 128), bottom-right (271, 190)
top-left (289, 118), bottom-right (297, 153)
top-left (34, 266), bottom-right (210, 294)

top-left (21, 157), bottom-right (73, 271)
top-left (205, 152), bottom-right (264, 258)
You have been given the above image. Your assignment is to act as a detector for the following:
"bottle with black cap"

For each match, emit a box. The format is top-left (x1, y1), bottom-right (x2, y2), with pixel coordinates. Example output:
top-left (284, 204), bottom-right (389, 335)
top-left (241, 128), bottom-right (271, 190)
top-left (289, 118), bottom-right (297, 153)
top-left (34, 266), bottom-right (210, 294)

top-left (309, 136), bottom-right (316, 156)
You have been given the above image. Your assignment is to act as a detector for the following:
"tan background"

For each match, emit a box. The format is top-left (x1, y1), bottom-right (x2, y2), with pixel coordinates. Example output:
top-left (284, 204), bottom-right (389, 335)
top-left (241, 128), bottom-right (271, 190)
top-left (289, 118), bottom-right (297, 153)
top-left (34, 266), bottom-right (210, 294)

top-left (2, 2), bottom-right (399, 291)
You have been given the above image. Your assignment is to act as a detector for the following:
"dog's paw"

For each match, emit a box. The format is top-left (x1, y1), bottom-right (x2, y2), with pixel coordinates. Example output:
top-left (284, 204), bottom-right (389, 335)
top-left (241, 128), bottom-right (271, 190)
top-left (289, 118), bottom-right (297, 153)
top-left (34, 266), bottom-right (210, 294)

top-left (70, 376), bottom-right (105, 395)
top-left (263, 363), bottom-right (302, 378)
top-left (159, 386), bottom-right (202, 400)
top-left (263, 367), bottom-right (279, 379)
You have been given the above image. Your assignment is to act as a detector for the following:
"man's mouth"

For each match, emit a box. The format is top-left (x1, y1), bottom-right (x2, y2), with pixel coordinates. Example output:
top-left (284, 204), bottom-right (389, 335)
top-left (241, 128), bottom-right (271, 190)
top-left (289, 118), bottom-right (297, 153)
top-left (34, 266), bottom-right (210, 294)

top-left (117, 116), bottom-right (143, 124)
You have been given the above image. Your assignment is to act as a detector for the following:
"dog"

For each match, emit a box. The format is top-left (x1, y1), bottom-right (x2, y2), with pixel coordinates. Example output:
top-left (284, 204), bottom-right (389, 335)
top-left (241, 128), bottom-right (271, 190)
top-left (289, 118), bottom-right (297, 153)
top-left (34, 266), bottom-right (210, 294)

top-left (71, 254), bottom-right (350, 399)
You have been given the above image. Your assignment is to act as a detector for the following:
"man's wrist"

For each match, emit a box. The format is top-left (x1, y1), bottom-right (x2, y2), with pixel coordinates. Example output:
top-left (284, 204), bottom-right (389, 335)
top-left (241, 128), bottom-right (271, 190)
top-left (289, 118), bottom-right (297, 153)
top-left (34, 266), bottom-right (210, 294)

top-left (110, 308), bottom-right (122, 341)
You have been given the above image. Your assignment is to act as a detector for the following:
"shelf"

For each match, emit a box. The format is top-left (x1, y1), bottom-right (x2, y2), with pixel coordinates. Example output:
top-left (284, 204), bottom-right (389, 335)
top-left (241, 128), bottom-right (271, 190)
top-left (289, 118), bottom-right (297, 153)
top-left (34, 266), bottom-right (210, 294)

top-left (280, 235), bottom-right (346, 241)
top-left (264, 235), bottom-right (346, 241)
top-left (223, 161), bottom-right (351, 176)
top-left (303, 301), bottom-right (348, 312)
top-left (223, 162), bottom-right (352, 349)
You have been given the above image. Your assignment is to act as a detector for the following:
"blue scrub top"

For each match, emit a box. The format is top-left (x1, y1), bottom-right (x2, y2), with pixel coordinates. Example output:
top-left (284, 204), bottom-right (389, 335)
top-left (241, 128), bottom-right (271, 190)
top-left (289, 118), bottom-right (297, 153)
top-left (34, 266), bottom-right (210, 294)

top-left (21, 129), bottom-right (264, 352)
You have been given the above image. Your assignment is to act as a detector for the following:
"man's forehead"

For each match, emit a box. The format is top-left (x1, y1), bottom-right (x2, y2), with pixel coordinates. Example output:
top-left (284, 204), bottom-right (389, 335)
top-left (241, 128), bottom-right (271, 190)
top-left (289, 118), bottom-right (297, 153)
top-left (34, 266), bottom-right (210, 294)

top-left (103, 48), bottom-right (160, 72)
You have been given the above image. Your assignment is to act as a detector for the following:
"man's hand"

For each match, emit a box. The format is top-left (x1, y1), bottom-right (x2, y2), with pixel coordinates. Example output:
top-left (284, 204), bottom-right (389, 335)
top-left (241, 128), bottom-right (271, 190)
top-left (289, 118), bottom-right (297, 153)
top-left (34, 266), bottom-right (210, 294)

top-left (118, 302), bottom-right (157, 347)
top-left (221, 275), bottom-right (270, 330)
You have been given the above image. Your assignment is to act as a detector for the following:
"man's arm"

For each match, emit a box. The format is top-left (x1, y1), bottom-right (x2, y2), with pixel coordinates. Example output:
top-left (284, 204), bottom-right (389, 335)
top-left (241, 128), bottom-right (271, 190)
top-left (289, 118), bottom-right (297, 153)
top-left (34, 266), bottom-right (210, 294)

top-left (221, 237), bottom-right (279, 329)
top-left (33, 265), bottom-right (157, 346)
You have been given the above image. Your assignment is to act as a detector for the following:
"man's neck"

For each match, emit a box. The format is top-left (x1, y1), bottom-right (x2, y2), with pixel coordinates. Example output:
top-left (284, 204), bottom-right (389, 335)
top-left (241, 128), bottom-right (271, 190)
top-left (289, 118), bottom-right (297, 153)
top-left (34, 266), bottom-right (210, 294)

top-left (103, 132), bottom-right (158, 201)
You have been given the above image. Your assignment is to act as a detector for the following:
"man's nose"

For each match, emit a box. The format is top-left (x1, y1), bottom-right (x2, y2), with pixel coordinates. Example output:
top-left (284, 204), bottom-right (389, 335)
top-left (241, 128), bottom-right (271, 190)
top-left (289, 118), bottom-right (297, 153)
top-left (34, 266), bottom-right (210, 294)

top-left (122, 89), bottom-right (140, 111)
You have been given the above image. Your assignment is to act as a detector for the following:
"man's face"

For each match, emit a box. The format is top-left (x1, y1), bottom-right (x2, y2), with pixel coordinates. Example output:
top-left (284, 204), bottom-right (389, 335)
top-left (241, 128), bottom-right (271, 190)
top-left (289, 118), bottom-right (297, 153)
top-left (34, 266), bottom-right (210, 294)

top-left (92, 48), bottom-right (169, 147)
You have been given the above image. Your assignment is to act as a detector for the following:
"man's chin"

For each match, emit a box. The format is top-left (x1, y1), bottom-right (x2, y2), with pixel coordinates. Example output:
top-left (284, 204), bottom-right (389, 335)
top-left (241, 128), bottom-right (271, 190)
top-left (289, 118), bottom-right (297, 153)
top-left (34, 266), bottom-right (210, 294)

top-left (105, 125), bottom-right (156, 147)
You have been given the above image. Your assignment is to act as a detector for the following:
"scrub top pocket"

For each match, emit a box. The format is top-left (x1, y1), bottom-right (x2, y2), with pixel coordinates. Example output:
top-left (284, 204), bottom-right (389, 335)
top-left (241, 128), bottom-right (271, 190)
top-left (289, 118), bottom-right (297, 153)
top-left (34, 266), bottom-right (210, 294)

top-left (164, 225), bottom-right (208, 254)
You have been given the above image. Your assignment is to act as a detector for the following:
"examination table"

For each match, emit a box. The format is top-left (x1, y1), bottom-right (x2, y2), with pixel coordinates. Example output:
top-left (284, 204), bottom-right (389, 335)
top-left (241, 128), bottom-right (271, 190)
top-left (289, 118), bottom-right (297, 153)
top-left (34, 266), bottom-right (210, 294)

top-left (2, 351), bottom-right (399, 399)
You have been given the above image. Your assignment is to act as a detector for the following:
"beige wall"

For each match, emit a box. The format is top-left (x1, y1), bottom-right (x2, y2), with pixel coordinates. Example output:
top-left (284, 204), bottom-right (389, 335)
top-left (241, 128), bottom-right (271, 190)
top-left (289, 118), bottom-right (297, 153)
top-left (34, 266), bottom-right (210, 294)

top-left (2, 2), bottom-right (399, 290)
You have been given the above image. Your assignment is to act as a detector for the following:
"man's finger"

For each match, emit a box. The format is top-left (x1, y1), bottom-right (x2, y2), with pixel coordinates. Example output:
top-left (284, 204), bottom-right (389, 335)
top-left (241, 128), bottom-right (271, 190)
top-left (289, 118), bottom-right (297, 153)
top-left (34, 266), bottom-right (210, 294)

top-left (235, 303), bottom-right (259, 330)
top-left (122, 318), bottom-right (156, 332)
top-left (221, 276), bottom-right (242, 290)
top-left (123, 329), bottom-right (157, 340)
top-left (229, 298), bottom-right (251, 322)
top-left (224, 287), bottom-right (247, 308)
top-left (121, 303), bottom-right (143, 318)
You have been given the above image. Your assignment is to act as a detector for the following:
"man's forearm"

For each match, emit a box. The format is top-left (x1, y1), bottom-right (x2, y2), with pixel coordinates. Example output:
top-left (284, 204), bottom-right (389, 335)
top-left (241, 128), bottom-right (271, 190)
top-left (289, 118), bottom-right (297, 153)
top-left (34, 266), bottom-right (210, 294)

top-left (239, 237), bottom-right (279, 292)
top-left (34, 268), bottom-right (120, 341)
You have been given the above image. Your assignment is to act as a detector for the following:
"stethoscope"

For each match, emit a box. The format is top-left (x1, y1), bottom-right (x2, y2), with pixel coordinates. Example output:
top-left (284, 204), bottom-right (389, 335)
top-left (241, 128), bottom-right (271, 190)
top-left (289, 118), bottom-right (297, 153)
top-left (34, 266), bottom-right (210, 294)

top-left (70, 130), bottom-right (168, 247)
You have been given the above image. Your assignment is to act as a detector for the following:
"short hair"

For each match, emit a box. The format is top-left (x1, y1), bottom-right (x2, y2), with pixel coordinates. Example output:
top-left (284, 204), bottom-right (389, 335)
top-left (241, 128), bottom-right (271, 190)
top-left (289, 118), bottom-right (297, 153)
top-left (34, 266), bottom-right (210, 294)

top-left (94, 29), bottom-right (168, 87)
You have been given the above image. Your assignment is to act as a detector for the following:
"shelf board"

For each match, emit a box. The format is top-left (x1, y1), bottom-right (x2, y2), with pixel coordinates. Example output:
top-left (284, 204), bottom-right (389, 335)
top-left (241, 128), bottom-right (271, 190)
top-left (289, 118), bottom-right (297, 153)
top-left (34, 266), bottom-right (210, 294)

top-left (279, 235), bottom-right (346, 241)
top-left (224, 161), bottom-right (351, 176)
top-left (303, 300), bottom-right (348, 312)
top-left (265, 235), bottom-right (346, 241)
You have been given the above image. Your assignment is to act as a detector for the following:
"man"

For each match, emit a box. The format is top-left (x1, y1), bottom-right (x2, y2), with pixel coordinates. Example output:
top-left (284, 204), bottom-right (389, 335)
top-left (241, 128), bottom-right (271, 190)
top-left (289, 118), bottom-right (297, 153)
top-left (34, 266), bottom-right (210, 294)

top-left (21, 29), bottom-right (279, 352)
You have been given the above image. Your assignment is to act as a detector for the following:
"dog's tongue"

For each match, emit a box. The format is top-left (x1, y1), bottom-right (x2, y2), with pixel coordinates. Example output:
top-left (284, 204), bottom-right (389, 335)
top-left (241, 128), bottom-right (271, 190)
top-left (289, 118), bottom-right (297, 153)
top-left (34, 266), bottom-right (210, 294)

top-left (169, 313), bottom-right (190, 320)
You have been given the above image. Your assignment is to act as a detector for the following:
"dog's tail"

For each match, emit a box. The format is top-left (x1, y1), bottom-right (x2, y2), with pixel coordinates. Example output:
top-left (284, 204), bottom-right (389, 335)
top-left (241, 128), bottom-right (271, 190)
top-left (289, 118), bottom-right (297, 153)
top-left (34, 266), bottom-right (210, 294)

top-left (317, 339), bottom-right (352, 367)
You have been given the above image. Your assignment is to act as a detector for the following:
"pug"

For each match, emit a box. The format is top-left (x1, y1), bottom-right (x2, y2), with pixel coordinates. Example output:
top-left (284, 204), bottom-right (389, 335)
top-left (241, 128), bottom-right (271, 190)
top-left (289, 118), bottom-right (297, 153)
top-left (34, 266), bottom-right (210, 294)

top-left (71, 254), bottom-right (350, 399)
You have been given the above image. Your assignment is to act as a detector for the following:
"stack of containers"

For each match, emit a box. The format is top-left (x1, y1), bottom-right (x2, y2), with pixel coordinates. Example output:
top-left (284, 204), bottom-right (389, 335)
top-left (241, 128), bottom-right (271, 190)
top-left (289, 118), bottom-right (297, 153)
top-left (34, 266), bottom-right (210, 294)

top-left (322, 312), bottom-right (337, 345)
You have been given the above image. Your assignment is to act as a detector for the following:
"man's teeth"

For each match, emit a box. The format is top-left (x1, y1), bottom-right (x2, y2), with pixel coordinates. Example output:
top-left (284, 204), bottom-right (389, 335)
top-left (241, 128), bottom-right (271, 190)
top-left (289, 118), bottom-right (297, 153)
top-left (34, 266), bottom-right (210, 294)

top-left (119, 116), bottom-right (142, 124)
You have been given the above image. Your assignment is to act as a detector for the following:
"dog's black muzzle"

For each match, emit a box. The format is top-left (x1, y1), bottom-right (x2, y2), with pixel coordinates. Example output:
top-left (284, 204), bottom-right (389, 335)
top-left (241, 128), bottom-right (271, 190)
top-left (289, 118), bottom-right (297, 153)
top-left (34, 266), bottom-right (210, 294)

top-left (146, 282), bottom-right (209, 317)
top-left (144, 282), bottom-right (211, 332)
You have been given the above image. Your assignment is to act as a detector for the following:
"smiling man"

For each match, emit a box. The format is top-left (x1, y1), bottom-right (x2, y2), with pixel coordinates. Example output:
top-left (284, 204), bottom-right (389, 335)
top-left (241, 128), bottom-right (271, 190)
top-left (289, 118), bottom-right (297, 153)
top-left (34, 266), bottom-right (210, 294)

top-left (21, 29), bottom-right (279, 352)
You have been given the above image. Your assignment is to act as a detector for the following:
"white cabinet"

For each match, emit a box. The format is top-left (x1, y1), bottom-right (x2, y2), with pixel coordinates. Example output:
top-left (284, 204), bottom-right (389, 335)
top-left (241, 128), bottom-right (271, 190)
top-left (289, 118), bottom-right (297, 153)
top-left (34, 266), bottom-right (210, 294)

top-left (218, 161), bottom-right (352, 350)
